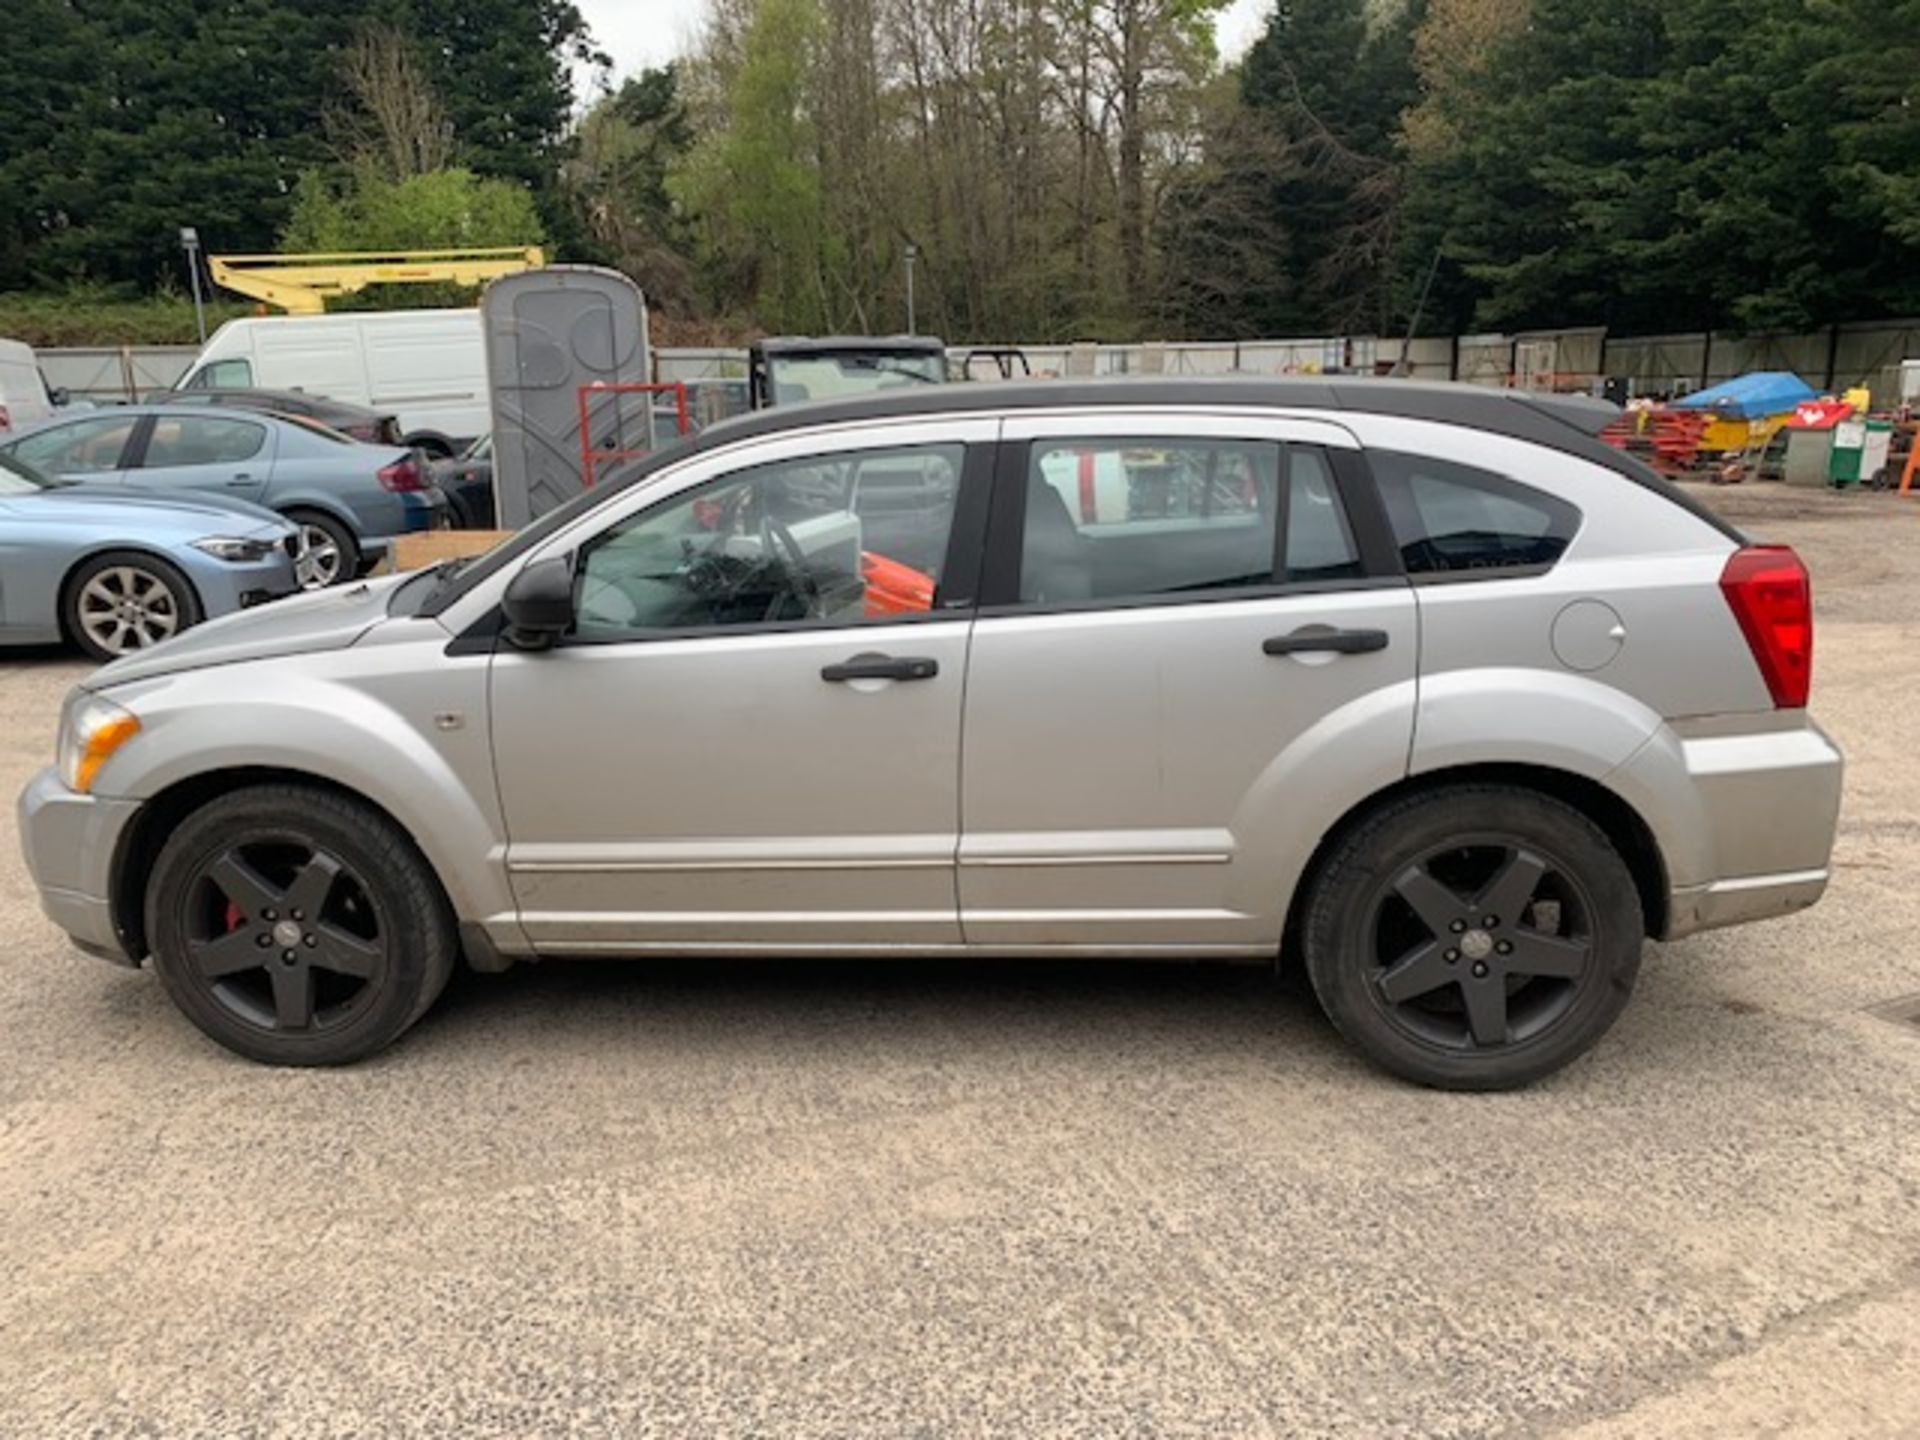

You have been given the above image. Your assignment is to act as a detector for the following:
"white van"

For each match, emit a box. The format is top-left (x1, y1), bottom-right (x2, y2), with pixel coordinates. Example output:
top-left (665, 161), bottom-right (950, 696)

top-left (176, 308), bottom-right (487, 456)
top-left (0, 338), bottom-right (55, 435)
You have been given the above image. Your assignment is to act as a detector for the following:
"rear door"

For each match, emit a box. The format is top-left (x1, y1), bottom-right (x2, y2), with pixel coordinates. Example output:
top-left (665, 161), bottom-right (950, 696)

top-left (957, 411), bottom-right (1418, 950)
top-left (125, 414), bottom-right (275, 503)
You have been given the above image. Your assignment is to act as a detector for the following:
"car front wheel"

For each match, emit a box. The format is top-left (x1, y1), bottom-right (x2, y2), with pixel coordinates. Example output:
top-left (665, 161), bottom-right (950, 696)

top-left (145, 784), bottom-right (457, 1065)
top-left (1302, 784), bottom-right (1643, 1091)
top-left (64, 550), bottom-right (204, 661)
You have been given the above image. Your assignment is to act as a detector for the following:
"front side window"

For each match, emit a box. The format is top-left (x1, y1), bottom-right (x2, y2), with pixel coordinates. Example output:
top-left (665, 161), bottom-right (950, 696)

top-left (1021, 438), bottom-right (1281, 604)
top-left (574, 443), bottom-right (965, 638)
top-left (11, 415), bottom-right (139, 475)
top-left (194, 359), bottom-right (253, 389)
top-left (142, 416), bottom-right (267, 467)
top-left (1372, 451), bottom-right (1581, 577)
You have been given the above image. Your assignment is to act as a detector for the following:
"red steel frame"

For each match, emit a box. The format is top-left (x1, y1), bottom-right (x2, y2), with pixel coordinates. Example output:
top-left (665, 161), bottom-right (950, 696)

top-left (577, 380), bottom-right (691, 488)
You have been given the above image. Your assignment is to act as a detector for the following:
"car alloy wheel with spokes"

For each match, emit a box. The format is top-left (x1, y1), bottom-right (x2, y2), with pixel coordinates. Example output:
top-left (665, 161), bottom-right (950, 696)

top-left (62, 549), bottom-right (204, 662)
top-left (182, 843), bottom-right (386, 1034)
top-left (1367, 839), bottom-right (1594, 1052)
top-left (294, 522), bottom-right (345, 589)
top-left (146, 784), bottom-right (456, 1065)
top-left (78, 565), bottom-right (182, 653)
top-left (1303, 784), bottom-right (1642, 1090)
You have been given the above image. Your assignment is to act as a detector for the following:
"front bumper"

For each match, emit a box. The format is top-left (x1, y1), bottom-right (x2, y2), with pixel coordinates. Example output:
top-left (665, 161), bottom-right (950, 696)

top-left (189, 549), bottom-right (300, 618)
top-left (15, 767), bottom-right (141, 965)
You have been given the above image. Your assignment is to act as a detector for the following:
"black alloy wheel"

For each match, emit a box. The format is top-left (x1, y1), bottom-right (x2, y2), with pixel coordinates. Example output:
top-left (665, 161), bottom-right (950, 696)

top-left (1303, 785), bottom-right (1643, 1090)
top-left (146, 785), bottom-right (456, 1065)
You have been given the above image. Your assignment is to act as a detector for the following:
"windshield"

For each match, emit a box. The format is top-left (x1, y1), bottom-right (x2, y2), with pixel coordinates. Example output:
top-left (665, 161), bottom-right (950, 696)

top-left (765, 352), bottom-right (944, 404)
top-left (466, 434), bottom-right (492, 461)
top-left (0, 450), bottom-right (55, 494)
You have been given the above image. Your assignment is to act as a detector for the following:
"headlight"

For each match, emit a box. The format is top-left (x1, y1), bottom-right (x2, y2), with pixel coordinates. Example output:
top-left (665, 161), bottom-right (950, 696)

top-left (191, 535), bottom-right (280, 562)
top-left (57, 694), bottom-right (141, 795)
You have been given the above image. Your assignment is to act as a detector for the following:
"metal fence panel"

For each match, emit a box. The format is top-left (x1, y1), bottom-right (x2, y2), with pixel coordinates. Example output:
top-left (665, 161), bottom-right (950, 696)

top-left (39, 346), bottom-right (200, 401)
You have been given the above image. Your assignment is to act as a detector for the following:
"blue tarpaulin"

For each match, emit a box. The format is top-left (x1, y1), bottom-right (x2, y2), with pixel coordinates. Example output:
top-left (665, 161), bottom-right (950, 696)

top-left (1672, 371), bottom-right (1817, 420)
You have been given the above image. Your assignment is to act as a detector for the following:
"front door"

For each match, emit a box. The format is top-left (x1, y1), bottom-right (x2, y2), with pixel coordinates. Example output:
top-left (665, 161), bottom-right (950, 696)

top-left (958, 414), bottom-right (1419, 950)
top-left (486, 420), bottom-right (994, 952)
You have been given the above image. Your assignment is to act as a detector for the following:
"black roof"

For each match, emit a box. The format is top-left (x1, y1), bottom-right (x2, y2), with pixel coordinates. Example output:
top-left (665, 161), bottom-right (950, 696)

top-left (148, 386), bottom-right (390, 422)
top-left (703, 374), bottom-right (1610, 441)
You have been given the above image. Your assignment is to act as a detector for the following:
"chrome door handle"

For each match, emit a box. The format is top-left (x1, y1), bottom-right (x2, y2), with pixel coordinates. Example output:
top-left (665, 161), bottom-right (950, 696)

top-left (821, 653), bottom-right (939, 682)
top-left (1263, 628), bottom-right (1390, 656)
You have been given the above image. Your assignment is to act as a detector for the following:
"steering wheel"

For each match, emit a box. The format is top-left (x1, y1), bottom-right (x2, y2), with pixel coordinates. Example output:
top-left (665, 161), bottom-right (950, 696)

top-left (762, 514), bottom-right (822, 621)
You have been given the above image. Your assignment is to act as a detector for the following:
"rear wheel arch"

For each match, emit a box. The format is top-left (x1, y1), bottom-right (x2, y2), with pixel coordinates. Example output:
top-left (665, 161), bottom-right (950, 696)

top-left (1281, 762), bottom-right (1670, 967)
top-left (404, 431), bottom-right (456, 459)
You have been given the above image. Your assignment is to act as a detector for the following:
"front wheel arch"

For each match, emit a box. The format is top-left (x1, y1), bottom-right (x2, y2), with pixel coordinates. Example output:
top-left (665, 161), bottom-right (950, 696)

top-left (58, 547), bottom-right (206, 657)
top-left (1280, 762), bottom-right (1669, 971)
top-left (111, 766), bottom-right (450, 964)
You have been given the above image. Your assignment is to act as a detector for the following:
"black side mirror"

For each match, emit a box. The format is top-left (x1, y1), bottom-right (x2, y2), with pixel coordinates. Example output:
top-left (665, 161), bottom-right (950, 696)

top-left (48, 386), bottom-right (70, 407)
top-left (501, 556), bottom-right (575, 651)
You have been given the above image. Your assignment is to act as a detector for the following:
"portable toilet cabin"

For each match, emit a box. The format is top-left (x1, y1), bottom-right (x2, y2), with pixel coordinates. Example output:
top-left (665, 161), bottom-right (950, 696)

top-left (1672, 371), bottom-right (1817, 453)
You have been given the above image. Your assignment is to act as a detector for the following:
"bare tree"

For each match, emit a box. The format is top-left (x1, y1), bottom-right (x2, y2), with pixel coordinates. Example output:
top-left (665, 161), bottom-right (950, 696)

top-left (328, 22), bottom-right (456, 179)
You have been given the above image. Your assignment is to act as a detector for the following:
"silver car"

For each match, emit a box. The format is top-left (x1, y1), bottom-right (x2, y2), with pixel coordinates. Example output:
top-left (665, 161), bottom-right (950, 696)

top-left (1, 405), bottom-right (447, 588)
top-left (0, 451), bottom-right (299, 659)
top-left (15, 380), bottom-right (1843, 1087)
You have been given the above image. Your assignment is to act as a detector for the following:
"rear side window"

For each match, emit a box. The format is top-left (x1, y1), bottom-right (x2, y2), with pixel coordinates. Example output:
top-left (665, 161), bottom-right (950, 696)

top-left (1371, 451), bottom-right (1579, 577)
top-left (143, 416), bottom-right (267, 466)
top-left (1021, 439), bottom-right (1281, 604)
top-left (1284, 449), bottom-right (1362, 584)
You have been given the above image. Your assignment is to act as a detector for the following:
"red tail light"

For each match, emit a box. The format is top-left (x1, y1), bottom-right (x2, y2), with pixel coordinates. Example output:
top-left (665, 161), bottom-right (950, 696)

top-left (377, 458), bottom-right (428, 493)
top-left (1720, 545), bottom-right (1812, 708)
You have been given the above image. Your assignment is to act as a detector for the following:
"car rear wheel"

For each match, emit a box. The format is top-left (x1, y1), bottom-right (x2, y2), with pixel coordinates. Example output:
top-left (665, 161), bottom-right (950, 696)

top-left (1302, 784), bottom-right (1643, 1091)
top-left (288, 509), bottom-right (359, 589)
top-left (63, 550), bottom-right (203, 661)
top-left (145, 784), bottom-right (456, 1066)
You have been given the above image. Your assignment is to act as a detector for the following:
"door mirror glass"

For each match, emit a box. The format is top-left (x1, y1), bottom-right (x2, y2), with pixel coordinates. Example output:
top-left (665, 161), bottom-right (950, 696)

top-left (502, 556), bottom-right (577, 650)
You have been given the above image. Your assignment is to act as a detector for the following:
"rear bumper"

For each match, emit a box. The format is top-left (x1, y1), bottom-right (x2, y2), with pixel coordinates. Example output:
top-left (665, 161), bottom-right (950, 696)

top-left (1669, 870), bottom-right (1830, 937)
top-left (1614, 714), bottom-right (1844, 940)
top-left (15, 766), bottom-right (140, 964)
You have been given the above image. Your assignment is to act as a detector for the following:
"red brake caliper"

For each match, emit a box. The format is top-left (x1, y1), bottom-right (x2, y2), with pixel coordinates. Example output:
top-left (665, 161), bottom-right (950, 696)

top-left (224, 900), bottom-right (245, 933)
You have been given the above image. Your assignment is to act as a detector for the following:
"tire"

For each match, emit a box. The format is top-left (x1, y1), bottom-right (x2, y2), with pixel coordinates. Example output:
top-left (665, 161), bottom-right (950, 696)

top-left (286, 508), bottom-right (360, 590)
top-left (145, 784), bottom-right (457, 1066)
top-left (63, 549), bottom-right (204, 662)
top-left (1302, 784), bottom-right (1643, 1091)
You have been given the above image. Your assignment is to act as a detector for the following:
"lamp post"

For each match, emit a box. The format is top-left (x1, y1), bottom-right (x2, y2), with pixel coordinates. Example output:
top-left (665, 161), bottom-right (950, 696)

top-left (904, 244), bottom-right (918, 336)
top-left (179, 227), bottom-right (207, 344)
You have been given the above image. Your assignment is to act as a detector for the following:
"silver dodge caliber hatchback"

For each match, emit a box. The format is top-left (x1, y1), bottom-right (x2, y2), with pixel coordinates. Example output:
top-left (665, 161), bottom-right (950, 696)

top-left (17, 380), bottom-right (1843, 1088)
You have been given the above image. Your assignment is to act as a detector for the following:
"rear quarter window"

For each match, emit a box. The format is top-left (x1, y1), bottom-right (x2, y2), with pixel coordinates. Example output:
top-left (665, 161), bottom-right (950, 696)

top-left (1371, 451), bottom-right (1580, 578)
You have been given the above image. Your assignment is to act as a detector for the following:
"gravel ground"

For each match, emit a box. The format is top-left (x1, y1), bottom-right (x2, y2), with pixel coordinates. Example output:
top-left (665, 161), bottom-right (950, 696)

top-left (3, 480), bottom-right (1918, 1437)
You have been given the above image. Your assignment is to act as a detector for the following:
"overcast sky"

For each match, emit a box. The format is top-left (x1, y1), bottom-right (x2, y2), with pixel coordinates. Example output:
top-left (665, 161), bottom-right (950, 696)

top-left (576, 0), bottom-right (1275, 87)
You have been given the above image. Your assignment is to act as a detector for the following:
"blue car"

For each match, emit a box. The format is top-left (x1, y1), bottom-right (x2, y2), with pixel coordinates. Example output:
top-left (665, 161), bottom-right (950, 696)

top-left (0, 450), bottom-right (299, 660)
top-left (2, 405), bottom-right (447, 588)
